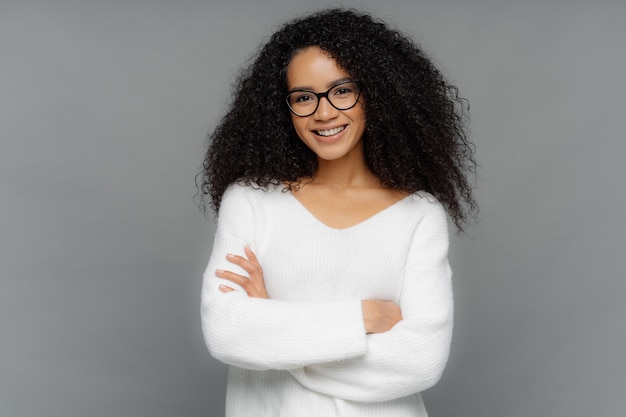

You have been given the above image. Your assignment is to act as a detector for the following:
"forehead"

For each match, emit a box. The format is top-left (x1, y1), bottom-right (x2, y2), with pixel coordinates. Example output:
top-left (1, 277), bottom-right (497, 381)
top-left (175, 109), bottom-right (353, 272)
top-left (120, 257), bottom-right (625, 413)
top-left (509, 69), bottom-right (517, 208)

top-left (286, 46), bottom-right (350, 90)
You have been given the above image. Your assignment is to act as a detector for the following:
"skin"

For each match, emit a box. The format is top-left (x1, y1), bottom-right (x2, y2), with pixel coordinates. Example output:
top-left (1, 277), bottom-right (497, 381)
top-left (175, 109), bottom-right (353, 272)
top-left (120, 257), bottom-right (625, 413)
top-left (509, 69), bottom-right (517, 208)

top-left (217, 46), bottom-right (403, 334)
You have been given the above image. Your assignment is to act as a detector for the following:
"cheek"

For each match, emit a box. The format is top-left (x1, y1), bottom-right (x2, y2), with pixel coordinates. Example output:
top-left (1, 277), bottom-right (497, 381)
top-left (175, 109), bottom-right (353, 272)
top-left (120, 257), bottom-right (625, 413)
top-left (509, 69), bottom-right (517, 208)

top-left (357, 102), bottom-right (367, 121)
top-left (349, 106), bottom-right (367, 128)
top-left (290, 116), bottom-right (308, 139)
top-left (346, 100), bottom-right (366, 122)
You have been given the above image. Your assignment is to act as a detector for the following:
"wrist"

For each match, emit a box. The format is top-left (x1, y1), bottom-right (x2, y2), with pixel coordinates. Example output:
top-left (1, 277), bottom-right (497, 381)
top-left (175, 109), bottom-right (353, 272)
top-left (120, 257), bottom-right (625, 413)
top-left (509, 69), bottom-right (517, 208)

top-left (361, 300), bottom-right (374, 334)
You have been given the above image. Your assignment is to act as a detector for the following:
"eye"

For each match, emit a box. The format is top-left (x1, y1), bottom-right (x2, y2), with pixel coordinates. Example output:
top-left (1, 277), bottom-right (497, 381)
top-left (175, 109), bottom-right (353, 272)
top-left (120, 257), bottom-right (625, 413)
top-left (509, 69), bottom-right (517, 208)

top-left (289, 91), bottom-right (316, 105)
top-left (295, 94), bottom-right (313, 103)
top-left (331, 83), bottom-right (356, 97)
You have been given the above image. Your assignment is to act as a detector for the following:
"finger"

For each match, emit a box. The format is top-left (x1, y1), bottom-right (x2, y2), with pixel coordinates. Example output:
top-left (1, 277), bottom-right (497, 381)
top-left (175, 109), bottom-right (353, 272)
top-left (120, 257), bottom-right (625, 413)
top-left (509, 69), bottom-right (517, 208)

top-left (219, 284), bottom-right (235, 293)
top-left (215, 269), bottom-right (250, 287)
top-left (244, 247), bottom-right (266, 281)
top-left (244, 246), bottom-right (260, 265)
top-left (226, 253), bottom-right (262, 277)
top-left (216, 269), bottom-right (261, 298)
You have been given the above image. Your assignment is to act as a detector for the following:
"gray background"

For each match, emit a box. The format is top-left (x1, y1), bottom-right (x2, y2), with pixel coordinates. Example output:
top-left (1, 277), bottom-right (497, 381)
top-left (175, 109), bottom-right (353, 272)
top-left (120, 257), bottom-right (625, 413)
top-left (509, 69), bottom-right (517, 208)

top-left (1, 0), bottom-right (625, 416)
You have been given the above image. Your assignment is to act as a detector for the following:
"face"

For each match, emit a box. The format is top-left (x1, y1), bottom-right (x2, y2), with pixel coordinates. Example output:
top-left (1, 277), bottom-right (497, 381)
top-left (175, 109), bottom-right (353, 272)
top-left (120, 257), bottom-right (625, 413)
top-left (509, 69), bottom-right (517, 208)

top-left (286, 46), bottom-right (366, 163)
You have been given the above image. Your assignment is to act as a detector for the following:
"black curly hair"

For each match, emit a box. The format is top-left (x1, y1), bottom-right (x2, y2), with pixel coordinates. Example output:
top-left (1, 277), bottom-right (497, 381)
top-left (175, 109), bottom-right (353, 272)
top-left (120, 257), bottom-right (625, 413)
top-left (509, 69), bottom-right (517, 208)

top-left (198, 8), bottom-right (477, 231)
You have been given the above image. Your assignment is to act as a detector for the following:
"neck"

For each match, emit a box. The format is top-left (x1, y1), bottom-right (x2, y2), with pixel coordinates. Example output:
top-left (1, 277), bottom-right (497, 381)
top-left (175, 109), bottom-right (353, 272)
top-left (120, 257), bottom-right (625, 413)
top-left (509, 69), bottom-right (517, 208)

top-left (312, 148), bottom-right (380, 189)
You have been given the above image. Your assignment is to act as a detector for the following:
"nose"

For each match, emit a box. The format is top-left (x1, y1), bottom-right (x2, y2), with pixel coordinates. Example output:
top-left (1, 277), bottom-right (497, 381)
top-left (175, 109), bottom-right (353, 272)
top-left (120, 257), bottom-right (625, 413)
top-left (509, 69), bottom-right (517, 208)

top-left (314, 97), bottom-right (339, 120)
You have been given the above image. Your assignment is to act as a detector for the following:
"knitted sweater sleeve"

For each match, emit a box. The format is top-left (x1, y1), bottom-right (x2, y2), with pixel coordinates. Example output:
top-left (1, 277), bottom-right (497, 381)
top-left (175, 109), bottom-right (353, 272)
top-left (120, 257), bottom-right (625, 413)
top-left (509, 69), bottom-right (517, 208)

top-left (288, 203), bottom-right (453, 402)
top-left (201, 185), bottom-right (368, 370)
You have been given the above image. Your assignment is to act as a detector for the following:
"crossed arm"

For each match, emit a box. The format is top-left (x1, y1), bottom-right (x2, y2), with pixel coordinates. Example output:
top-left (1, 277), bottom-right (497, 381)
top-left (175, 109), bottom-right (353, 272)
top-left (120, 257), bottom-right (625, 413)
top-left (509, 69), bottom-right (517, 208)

top-left (216, 245), bottom-right (403, 334)
top-left (201, 186), bottom-right (452, 402)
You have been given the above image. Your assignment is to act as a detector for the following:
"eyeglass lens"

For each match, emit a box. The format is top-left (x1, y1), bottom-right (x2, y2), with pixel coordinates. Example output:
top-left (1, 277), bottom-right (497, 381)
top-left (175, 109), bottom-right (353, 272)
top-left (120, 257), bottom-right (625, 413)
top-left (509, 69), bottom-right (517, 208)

top-left (287, 81), bottom-right (359, 116)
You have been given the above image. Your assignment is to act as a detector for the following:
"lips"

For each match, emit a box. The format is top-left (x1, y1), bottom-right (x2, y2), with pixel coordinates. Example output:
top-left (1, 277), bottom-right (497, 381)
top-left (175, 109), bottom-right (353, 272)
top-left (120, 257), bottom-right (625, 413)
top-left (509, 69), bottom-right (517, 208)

top-left (315, 125), bottom-right (347, 137)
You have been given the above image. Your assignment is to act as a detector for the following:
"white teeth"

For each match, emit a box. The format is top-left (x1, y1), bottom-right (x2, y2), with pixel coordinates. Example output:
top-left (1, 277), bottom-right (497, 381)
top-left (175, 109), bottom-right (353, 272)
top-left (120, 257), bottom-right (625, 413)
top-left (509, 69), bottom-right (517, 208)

top-left (316, 126), bottom-right (346, 136)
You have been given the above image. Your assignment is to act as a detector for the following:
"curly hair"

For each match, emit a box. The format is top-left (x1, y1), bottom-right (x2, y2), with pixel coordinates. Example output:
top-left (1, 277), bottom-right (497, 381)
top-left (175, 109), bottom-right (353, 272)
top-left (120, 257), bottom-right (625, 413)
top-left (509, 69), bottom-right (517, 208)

top-left (198, 8), bottom-right (477, 231)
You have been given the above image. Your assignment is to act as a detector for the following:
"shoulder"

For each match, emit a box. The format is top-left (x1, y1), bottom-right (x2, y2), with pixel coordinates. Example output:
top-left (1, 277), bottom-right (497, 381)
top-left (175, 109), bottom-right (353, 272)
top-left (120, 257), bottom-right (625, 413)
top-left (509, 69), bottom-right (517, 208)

top-left (220, 181), bottom-right (285, 211)
top-left (402, 191), bottom-right (447, 221)
top-left (369, 191), bottom-right (448, 242)
top-left (400, 192), bottom-right (450, 268)
top-left (401, 191), bottom-right (450, 241)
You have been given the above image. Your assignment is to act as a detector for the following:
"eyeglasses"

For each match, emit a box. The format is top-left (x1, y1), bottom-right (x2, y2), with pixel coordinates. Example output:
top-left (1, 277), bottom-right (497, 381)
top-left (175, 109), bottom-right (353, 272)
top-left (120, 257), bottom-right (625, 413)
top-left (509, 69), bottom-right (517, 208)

top-left (286, 80), bottom-right (361, 117)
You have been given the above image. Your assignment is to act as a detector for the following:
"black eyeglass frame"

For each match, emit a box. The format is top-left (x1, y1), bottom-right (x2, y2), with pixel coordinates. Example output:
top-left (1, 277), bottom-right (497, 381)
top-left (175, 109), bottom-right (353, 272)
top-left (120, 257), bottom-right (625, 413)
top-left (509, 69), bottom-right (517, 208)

top-left (285, 80), bottom-right (362, 117)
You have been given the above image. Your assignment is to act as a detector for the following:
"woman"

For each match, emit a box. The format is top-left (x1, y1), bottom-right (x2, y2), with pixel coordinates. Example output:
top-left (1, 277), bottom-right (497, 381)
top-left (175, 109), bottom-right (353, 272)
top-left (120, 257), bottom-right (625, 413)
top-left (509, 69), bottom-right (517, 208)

top-left (199, 8), bottom-right (476, 417)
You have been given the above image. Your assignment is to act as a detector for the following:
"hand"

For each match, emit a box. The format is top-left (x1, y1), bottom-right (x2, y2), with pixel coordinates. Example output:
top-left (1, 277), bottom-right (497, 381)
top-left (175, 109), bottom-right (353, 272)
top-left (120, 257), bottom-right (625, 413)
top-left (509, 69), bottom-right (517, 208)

top-left (361, 300), bottom-right (402, 334)
top-left (216, 246), bottom-right (269, 299)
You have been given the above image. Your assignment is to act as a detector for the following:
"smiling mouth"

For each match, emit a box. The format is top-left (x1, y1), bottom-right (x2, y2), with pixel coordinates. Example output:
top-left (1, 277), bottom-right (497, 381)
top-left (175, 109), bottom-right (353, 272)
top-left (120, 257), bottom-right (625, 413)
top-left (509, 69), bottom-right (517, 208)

top-left (315, 125), bottom-right (346, 137)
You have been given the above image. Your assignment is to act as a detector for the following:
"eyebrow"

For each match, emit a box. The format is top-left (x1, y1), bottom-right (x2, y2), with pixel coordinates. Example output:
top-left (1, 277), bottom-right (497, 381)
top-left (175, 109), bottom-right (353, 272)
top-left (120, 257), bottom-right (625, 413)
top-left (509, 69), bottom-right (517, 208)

top-left (288, 77), bottom-right (353, 92)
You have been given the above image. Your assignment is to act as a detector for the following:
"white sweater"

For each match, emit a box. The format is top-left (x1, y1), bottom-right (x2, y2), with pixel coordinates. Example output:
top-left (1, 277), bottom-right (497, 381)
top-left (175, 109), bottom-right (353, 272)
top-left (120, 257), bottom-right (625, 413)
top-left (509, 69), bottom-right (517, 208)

top-left (201, 183), bottom-right (453, 417)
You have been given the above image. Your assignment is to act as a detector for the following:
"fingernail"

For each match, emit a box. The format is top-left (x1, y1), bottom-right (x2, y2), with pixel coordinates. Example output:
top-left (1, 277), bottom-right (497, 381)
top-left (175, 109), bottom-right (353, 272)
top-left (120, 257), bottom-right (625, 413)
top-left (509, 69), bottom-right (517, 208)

top-left (215, 269), bottom-right (224, 274)
top-left (226, 254), bottom-right (234, 259)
